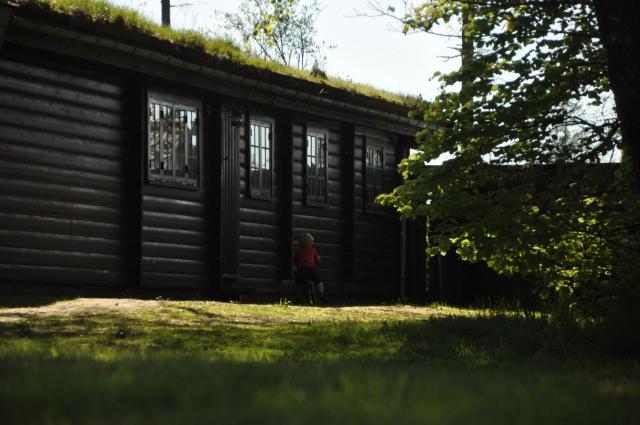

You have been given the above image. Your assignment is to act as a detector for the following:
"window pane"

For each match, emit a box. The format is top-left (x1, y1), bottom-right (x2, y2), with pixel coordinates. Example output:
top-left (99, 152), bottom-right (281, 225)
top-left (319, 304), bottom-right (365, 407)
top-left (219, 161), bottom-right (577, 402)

top-left (251, 125), bottom-right (259, 192)
top-left (305, 132), bottom-right (327, 203)
top-left (262, 126), bottom-right (268, 150)
top-left (264, 166), bottom-right (271, 195)
top-left (162, 105), bottom-right (173, 177)
top-left (251, 124), bottom-right (259, 191)
top-left (364, 145), bottom-right (383, 204)
top-left (306, 135), bottom-right (312, 198)
top-left (309, 136), bottom-right (314, 174)
top-left (251, 145), bottom-right (258, 171)
top-left (251, 124), bottom-right (258, 149)
top-left (187, 110), bottom-right (198, 181)
top-left (175, 109), bottom-right (186, 179)
top-left (149, 103), bottom-right (162, 177)
top-left (147, 96), bottom-right (200, 187)
top-left (311, 137), bottom-right (316, 162)
top-left (313, 137), bottom-right (319, 161)
top-left (184, 110), bottom-right (191, 169)
top-left (250, 120), bottom-right (272, 196)
top-left (307, 136), bottom-right (313, 170)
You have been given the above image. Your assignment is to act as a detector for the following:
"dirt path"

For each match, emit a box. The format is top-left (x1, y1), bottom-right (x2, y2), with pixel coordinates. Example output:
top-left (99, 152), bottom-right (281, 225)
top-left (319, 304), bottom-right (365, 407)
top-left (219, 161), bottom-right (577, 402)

top-left (0, 297), bottom-right (455, 326)
top-left (0, 298), bottom-right (162, 323)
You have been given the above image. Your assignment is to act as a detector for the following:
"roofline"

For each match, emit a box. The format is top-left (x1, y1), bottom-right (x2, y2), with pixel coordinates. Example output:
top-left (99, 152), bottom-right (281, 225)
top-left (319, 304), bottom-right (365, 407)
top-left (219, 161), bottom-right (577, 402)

top-left (2, 3), bottom-right (424, 136)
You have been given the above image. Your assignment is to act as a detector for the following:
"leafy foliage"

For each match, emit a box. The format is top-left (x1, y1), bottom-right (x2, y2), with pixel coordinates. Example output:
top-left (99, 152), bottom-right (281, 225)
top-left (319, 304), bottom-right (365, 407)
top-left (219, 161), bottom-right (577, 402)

top-left (378, 0), bottom-right (640, 315)
top-left (223, 0), bottom-right (328, 70)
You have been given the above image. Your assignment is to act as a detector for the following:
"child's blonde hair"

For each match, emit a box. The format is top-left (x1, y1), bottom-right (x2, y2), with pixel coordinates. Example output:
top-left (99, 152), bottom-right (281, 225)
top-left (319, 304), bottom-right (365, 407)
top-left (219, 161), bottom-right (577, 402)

top-left (299, 233), bottom-right (314, 247)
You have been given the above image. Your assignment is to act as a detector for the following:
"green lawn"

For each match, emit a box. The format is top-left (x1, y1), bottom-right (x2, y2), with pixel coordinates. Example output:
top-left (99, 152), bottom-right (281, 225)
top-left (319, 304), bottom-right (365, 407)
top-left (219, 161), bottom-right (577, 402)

top-left (0, 297), bottom-right (638, 424)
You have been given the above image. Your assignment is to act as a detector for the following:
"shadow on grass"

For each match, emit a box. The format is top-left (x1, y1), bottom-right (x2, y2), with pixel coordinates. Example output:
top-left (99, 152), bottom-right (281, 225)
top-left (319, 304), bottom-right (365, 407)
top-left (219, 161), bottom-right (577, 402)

top-left (1, 340), bottom-right (639, 425)
top-left (0, 309), bottom-right (631, 363)
top-left (1, 310), bottom-right (640, 424)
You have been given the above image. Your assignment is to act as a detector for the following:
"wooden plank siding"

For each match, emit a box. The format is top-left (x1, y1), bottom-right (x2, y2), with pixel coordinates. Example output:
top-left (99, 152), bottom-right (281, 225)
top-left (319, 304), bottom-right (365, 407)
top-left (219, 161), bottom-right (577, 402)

top-left (350, 130), bottom-right (401, 297)
top-left (0, 21), bottom-right (419, 298)
top-left (0, 56), bottom-right (128, 286)
top-left (138, 89), bottom-right (218, 292)
top-left (233, 114), bottom-right (283, 292)
top-left (291, 121), bottom-right (346, 295)
top-left (140, 184), bottom-right (209, 289)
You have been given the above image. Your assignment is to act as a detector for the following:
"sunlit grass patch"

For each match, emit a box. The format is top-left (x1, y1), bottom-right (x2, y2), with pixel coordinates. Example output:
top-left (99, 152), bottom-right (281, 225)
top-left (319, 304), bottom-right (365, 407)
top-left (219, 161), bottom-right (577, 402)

top-left (0, 298), bottom-right (611, 363)
top-left (1, 297), bottom-right (639, 424)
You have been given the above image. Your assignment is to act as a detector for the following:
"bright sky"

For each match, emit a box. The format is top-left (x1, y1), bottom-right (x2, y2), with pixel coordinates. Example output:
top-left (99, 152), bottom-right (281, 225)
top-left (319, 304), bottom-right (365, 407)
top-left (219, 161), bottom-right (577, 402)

top-left (110, 0), bottom-right (461, 99)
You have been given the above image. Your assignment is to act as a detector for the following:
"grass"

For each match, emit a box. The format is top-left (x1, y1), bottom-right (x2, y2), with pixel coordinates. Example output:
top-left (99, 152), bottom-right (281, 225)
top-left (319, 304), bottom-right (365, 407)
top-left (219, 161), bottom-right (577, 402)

top-left (9, 0), bottom-right (417, 105)
top-left (1, 297), bottom-right (639, 424)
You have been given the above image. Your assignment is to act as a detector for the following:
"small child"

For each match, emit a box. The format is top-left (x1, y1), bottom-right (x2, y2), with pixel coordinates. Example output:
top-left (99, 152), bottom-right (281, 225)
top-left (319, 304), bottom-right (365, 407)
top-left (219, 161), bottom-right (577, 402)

top-left (293, 233), bottom-right (326, 304)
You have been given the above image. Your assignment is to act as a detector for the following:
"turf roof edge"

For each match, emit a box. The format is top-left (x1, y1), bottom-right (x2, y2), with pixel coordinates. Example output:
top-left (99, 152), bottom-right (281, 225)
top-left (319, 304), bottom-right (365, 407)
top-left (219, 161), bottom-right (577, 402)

top-left (5, 0), bottom-right (423, 119)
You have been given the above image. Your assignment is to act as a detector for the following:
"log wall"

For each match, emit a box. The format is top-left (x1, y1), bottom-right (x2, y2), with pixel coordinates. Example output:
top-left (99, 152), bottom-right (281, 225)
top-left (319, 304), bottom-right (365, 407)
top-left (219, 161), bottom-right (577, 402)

top-left (0, 46), bottom-right (413, 298)
top-left (140, 184), bottom-right (209, 290)
top-left (350, 129), bottom-right (401, 297)
top-left (139, 92), bottom-right (213, 291)
top-left (0, 55), bottom-right (128, 286)
top-left (235, 115), bottom-right (283, 291)
top-left (291, 120), bottom-right (346, 294)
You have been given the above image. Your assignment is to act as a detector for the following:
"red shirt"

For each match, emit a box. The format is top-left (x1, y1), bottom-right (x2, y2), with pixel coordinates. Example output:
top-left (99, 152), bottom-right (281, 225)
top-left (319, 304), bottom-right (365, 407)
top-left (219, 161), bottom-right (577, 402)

top-left (294, 246), bottom-right (319, 268)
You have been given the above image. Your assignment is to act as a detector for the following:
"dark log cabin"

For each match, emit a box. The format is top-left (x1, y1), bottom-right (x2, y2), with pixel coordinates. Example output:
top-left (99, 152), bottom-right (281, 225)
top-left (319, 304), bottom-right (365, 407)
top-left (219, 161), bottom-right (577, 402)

top-left (0, 0), bottom-right (427, 300)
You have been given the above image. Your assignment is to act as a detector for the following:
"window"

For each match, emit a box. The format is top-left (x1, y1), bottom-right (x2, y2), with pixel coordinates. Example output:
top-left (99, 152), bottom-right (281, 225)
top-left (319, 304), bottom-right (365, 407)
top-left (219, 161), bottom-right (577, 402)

top-left (250, 119), bottom-right (273, 198)
top-left (148, 93), bottom-right (200, 187)
top-left (365, 144), bottom-right (384, 205)
top-left (306, 129), bottom-right (327, 204)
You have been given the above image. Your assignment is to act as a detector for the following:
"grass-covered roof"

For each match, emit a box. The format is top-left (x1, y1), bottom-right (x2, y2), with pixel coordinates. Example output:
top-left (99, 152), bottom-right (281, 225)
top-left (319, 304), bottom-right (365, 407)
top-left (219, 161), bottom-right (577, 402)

top-left (5, 0), bottom-right (418, 109)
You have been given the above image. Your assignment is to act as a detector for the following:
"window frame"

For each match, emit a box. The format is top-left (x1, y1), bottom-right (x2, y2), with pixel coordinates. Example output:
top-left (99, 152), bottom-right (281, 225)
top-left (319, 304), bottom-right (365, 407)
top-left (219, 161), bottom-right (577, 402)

top-left (304, 127), bottom-right (328, 206)
top-left (147, 91), bottom-right (202, 189)
top-left (248, 116), bottom-right (275, 200)
top-left (364, 142), bottom-right (384, 210)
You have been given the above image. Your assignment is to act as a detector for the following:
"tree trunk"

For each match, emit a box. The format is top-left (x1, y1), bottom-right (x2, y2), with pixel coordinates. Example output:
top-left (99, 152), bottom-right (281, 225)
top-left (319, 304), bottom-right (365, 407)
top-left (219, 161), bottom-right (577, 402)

top-left (593, 0), bottom-right (640, 184)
